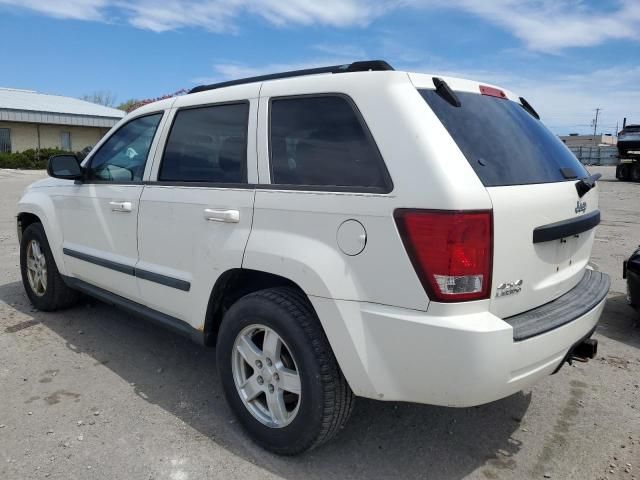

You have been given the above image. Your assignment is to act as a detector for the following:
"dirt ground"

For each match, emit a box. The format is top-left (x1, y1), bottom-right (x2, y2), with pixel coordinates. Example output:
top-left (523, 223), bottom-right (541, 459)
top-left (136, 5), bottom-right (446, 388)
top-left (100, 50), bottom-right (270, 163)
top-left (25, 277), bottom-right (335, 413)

top-left (0, 166), bottom-right (638, 480)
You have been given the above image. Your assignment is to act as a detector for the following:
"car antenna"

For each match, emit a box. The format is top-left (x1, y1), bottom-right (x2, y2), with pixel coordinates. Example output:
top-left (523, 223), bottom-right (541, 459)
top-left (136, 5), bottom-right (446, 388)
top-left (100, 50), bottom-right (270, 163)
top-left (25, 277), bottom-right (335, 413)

top-left (432, 77), bottom-right (461, 107)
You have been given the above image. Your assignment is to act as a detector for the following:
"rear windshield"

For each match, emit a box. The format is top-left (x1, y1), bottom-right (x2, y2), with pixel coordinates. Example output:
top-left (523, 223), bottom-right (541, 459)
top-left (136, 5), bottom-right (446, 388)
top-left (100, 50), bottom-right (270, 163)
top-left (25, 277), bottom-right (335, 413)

top-left (623, 125), bottom-right (640, 132)
top-left (420, 89), bottom-right (588, 187)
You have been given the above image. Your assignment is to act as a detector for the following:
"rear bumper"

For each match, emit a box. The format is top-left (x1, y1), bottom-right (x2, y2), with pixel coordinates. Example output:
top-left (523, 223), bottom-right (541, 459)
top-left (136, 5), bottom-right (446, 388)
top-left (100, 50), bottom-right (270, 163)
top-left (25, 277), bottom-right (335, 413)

top-left (311, 272), bottom-right (609, 407)
top-left (505, 269), bottom-right (609, 340)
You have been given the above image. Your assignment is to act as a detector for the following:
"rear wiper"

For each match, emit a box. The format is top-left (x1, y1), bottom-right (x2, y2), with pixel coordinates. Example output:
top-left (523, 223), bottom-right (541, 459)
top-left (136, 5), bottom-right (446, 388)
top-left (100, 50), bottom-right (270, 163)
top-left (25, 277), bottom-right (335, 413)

top-left (433, 77), bottom-right (461, 107)
top-left (575, 173), bottom-right (602, 198)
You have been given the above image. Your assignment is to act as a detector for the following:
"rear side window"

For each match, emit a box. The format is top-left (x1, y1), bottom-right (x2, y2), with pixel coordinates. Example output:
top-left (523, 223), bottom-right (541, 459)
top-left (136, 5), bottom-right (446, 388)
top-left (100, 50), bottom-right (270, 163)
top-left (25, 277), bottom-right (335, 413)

top-left (159, 102), bottom-right (249, 183)
top-left (420, 89), bottom-right (588, 187)
top-left (269, 95), bottom-right (391, 191)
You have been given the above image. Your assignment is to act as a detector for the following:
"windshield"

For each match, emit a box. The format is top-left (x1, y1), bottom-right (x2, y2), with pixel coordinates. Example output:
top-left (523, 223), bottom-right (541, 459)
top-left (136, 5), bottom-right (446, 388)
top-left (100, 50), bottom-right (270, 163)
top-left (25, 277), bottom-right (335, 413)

top-left (420, 89), bottom-right (588, 187)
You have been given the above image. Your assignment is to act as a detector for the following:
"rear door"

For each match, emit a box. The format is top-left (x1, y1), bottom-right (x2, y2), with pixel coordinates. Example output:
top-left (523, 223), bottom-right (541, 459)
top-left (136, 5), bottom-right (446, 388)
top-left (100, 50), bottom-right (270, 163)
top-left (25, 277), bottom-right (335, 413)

top-left (136, 89), bottom-right (258, 328)
top-left (419, 87), bottom-right (599, 318)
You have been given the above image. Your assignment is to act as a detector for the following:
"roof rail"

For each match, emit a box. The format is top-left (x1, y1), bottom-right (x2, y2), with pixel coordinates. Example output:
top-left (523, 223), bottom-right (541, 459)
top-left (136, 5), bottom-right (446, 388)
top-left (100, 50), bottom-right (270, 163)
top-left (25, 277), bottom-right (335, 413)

top-left (189, 60), bottom-right (394, 94)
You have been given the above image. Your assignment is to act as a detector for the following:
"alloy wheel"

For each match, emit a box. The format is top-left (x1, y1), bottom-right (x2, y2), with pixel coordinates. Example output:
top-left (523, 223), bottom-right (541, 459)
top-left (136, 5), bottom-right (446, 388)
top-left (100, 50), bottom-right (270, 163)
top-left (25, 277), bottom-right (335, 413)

top-left (231, 324), bottom-right (302, 428)
top-left (26, 239), bottom-right (47, 296)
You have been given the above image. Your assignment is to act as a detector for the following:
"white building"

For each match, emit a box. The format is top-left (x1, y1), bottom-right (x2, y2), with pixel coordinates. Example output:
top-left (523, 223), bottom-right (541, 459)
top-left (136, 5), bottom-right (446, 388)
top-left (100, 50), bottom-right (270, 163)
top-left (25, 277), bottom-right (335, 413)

top-left (0, 87), bottom-right (124, 153)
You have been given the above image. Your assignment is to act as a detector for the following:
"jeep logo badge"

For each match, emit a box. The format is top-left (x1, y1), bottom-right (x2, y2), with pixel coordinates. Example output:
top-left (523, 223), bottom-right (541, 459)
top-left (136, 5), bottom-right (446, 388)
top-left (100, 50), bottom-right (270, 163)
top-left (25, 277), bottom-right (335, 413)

top-left (575, 200), bottom-right (587, 214)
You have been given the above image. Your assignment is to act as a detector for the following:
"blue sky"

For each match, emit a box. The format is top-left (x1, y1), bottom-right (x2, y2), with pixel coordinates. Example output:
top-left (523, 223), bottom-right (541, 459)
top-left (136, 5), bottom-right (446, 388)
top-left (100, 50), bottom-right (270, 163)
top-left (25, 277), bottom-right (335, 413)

top-left (1, 0), bottom-right (639, 134)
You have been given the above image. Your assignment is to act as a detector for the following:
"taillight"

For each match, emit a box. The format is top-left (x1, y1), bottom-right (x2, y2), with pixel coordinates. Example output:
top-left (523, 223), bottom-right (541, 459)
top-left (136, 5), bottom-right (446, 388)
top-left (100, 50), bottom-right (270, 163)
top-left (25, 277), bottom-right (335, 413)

top-left (395, 210), bottom-right (493, 302)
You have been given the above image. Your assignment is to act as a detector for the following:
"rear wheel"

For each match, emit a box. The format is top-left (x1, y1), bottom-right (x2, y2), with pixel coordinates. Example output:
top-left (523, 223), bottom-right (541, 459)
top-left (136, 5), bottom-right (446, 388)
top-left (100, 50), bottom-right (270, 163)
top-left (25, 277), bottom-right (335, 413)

top-left (631, 163), bottom-right (640, 183)
top-left (216, 287), bottom-right (354, 455)
top-left (20, 223), bottom-right (79, 311)
top-left (618, 163), bottom-right (631, 181)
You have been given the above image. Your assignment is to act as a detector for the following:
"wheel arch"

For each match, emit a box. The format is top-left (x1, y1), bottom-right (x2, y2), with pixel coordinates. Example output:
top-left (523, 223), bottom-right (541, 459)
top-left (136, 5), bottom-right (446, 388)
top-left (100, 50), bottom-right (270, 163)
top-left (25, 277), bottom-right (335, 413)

top-left (17, 212), bottom-right (42, 242)
top-left (202, 268), bottom-right (308, 346)
top-left (17, 191), bottom-right (68, 276)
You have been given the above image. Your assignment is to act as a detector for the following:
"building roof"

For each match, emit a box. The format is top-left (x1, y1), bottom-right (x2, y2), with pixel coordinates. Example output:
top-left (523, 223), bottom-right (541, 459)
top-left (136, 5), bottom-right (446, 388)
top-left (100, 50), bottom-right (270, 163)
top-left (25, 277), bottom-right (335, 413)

top-left (0, 87), bottom-right (124, 128)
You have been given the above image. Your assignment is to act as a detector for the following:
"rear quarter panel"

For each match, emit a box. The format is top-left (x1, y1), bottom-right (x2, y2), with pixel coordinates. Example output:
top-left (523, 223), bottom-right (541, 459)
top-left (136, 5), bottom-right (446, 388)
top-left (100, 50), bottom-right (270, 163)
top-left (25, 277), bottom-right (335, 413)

top-left (244, 71), bottom-right (492, 310)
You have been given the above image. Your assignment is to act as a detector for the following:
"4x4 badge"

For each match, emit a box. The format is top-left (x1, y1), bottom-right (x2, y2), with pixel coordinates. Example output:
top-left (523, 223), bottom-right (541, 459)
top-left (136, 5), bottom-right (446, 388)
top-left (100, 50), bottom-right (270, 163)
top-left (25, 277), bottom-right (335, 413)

top-left (496, 280), bottom-right (523, 297)
top-left (575, 200), bottom-right (587, 214)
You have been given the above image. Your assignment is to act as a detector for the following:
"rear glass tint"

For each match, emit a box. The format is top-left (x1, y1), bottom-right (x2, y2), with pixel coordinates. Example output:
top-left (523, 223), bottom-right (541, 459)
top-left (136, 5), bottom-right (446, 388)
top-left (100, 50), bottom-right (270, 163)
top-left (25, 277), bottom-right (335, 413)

top-left (159, 103), bottom-right (249, 183)
top-left (420, 89), bottom-right (588, 187)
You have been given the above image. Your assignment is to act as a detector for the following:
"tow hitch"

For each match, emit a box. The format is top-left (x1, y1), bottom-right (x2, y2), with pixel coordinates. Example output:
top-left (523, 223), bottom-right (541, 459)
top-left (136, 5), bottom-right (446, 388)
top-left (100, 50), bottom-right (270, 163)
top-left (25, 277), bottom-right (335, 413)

top-left (569, 338), bottom-right (598, 363)
top-left (553, 336), bottom-right (598, 374)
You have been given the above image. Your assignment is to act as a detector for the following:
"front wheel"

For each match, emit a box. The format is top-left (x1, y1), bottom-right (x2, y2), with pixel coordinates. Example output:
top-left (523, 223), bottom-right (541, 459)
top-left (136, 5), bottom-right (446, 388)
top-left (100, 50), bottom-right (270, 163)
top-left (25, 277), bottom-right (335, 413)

top-left (20, 223), bottom-right (79, 311)
top-left (631, 163), bottom-right (640, 183)
top-left (216, 287), bottom-right (354, 455)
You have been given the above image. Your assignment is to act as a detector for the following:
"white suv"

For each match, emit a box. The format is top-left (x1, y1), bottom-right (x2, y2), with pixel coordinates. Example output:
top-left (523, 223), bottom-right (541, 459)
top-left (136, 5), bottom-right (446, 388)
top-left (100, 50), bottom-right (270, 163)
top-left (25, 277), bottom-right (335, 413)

top-left (17, 60), bottom-right (609, 454)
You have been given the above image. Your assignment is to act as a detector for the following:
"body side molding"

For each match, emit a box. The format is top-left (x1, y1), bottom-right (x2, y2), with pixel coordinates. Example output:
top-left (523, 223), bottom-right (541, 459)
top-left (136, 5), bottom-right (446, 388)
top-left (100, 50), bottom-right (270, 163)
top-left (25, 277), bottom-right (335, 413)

top-left (63, 248), bottom-right (191, 291)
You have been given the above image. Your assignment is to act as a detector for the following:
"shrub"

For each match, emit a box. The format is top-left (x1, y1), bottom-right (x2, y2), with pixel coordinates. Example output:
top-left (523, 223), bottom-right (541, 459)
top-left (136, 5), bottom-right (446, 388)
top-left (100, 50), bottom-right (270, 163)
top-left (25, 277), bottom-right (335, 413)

top-left (0, 148), bottom-right (77, 170)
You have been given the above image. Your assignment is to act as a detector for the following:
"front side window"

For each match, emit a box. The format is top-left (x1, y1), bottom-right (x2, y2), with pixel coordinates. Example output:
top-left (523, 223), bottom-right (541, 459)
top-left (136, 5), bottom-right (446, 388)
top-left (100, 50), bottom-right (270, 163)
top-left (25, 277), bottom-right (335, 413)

top-left (269, 95), bottom-right (391, 191)
top-left (159, 103), bottom-right (249, 183)
top-left (0, 128), bottom-right (10, 153)
top-left (88, 113), bottom-right (162, 182)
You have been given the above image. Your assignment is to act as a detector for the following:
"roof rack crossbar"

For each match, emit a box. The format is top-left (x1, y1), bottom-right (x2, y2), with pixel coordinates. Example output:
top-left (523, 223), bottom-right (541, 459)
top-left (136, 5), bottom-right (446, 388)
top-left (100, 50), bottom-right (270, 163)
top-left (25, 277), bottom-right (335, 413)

top-left (189, 60), bottom-right (394, 94)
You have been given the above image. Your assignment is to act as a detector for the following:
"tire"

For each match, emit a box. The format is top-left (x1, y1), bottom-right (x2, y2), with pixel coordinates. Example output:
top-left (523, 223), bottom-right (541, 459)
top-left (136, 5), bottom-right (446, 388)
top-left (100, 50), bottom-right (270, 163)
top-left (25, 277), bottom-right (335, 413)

top-left (20, 223), bottom-right (79, 311)
top-left (631, 163), bottom-right (640, 183)
top-left (618, 164), bottom-right (631, 181)
top-left (216, 287), bottom-right (354, 455)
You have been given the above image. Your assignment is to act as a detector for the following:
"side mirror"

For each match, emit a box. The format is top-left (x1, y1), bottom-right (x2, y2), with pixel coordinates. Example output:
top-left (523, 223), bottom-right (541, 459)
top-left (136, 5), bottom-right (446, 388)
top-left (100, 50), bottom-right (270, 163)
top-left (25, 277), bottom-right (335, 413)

top-left (47, 154), bottom-right (83, 180)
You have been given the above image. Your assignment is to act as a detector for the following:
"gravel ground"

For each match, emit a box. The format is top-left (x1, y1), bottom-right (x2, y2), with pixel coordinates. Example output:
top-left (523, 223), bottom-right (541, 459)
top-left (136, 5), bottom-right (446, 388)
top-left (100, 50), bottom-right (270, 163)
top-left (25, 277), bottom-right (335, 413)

top-left (0, 166), bottom-right (638, 480)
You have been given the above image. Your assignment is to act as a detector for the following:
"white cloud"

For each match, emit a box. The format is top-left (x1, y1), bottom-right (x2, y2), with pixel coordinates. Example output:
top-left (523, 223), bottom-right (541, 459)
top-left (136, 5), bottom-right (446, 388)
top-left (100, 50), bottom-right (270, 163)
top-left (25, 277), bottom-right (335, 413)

top-left (0, 0), bottom-right (107, 20)
top-left (248, 0), bottom-right (393, 28)
top-left (1, 0), bottom-right (639, 52)
top-left (1, 0), bottom-right (395, 33)
top-left (429, 0), bottom-right (640, 52)
top-left (117, 0), bottom-right (241, 33)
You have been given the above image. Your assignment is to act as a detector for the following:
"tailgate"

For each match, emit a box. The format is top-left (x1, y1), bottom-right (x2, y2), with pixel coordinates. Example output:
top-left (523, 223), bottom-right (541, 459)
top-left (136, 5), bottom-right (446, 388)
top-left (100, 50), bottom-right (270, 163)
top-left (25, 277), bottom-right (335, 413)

top-left (417, 82), bottom-right (601, 318)
top-left (488, 182), bottom-right (599, 318)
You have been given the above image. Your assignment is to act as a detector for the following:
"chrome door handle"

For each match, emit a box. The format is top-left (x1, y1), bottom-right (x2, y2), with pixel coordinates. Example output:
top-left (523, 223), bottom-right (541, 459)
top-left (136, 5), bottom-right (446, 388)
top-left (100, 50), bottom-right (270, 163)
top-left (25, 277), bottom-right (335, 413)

top-left (109, 201), bottom-right (132, 212)
top-left (204, 208), bottom-right (240, 223)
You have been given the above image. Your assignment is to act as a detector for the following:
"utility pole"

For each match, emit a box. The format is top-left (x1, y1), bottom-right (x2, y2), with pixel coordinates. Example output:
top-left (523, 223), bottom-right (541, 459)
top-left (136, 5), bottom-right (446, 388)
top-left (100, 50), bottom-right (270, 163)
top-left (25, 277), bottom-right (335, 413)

top-left (592, 107), bottom-right (601, 145)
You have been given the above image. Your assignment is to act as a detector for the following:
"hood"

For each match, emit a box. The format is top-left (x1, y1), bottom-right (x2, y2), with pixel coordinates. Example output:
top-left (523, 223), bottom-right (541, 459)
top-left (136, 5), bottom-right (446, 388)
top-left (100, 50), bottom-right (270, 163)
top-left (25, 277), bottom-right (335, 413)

top-left (27, 176), bottom-right (68, 189)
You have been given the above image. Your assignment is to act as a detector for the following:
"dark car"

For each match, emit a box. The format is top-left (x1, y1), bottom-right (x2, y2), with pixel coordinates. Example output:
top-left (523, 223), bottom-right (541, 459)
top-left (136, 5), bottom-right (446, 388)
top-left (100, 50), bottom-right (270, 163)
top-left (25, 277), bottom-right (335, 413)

top-left (623, 246), bottom-right (640, 311)
top-left (617, 124), bottom-right (640, 157)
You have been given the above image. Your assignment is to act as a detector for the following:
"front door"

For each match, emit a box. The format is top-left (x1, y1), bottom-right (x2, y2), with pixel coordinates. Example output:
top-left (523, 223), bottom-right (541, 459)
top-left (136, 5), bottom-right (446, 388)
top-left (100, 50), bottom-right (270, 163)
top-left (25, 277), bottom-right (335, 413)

top-left (136, 97), bottom-right (257, 328)
top-left (55, 112), bottom-right (164, 301)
